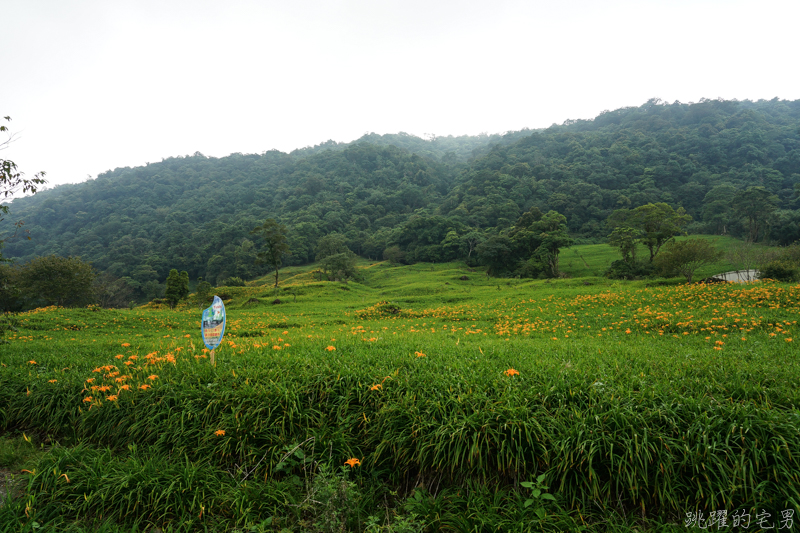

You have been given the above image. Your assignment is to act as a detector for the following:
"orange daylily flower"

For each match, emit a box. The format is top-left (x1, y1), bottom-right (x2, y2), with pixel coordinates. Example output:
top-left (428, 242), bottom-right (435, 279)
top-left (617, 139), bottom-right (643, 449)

top-left (504, 368), bottom-right (520, 376)
top-left (326, 346), bottom-right (336, 351)
top-left (215, 429), bottom-right (225, 436)
top-left (344, 458), bottom-right (361, 468)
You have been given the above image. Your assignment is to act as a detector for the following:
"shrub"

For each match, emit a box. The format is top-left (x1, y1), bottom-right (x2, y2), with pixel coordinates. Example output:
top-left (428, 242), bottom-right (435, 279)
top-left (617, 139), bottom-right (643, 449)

top-left (604, 260), bottom-right (653, 280)
top-left (357, 301), bottom-right (401, 318)
top-left (759, 260), bottom-right (800, 282)
top-left (654, 238), bottom-right (723, 283)
top-left (383, 246), bottom-right (407, 264)
top-left (17, 255), bottom-right (96, 308)
top-left (195, 277), bottom-right (213, 303)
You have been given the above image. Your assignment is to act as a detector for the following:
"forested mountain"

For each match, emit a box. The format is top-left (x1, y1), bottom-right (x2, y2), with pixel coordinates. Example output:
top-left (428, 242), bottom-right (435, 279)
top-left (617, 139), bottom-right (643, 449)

top-left (2, 98), bottom-right (800, 298)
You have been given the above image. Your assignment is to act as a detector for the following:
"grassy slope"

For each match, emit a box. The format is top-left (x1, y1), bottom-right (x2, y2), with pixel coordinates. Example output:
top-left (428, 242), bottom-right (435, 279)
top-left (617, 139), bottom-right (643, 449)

top-left (561, 236), bottom-right (744, 279)
top-left (1, 242), bottom-right (799, 532)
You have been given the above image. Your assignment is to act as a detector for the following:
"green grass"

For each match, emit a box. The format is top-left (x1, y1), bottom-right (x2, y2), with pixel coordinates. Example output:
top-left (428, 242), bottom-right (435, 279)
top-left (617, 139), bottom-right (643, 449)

top-left (1, 248), bottom-right (799, 532)
top-left (561, 235), bottom-right (744, 279)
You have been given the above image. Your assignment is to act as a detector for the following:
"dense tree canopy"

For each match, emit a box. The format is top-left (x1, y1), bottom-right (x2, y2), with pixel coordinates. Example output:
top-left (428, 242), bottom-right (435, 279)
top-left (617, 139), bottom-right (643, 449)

top-left (0, 255), bottom-right (96, 310)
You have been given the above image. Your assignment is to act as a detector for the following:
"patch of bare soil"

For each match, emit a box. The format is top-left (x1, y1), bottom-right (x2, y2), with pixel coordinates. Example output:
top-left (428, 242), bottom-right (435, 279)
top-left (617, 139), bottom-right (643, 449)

top-left (0, 468), bottom-right (21, 508)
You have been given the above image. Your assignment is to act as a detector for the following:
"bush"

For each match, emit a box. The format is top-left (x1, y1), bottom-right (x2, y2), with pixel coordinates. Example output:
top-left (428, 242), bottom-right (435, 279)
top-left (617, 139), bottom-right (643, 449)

top-left (357, 301), bottom-right (401, 318)
top-left (219, 276), bottom-right (246, 287)
top-left (759, 260), bottom-right (800, 282)
top-left (515, 257), bottom-right (547, 279)
top-left (653, 238), bottom-right (724, 283)
top-left (604, 260), bottom-right (654, 280)
top-left (195, 278), bottom-right (213, 303)
top-left (17, 255), bottom-right (96, 308)
top-left (383, 246), bottom-right (407, 264)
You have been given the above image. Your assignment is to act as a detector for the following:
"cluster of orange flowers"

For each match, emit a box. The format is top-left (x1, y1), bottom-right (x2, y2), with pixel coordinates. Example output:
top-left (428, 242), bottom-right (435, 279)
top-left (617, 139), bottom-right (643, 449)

top-left (490, 281), bottom-right (799, 346)
top-left (79, 340), bottom-right (171, 407)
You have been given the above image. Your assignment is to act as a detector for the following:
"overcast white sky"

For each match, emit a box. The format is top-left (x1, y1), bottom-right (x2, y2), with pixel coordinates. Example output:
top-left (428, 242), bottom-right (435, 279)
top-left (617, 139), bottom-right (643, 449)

top-left (2, 0), bottom-right (799, 193)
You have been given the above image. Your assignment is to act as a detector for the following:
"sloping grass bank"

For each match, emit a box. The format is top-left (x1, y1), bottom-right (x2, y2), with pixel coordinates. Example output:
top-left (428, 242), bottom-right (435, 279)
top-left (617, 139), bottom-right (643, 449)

top-left (1, 267), bottom-right (799, 531)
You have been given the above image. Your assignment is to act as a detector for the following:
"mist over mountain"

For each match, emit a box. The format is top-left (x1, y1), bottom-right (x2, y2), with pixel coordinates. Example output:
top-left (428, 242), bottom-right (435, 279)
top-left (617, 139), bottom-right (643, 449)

top-left (2, 98), bottom-right (799, 298)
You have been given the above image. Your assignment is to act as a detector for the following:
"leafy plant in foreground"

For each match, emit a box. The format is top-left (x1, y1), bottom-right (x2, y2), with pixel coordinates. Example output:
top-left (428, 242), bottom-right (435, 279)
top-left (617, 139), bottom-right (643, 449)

top-left (521, 474), bottom-right (557, 519)
top-left (298, 464), bottom-right (360, 533)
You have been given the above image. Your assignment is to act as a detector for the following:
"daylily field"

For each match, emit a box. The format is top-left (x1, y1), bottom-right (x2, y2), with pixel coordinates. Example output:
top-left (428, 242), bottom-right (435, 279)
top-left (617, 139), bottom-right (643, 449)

top-left (1, 262), bottom-right (799, 532)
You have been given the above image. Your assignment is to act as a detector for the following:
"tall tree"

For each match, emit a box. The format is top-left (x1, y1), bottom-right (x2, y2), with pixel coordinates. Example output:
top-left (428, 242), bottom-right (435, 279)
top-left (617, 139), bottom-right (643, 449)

top-left (0, 116), bottom-right (46, 259)
top-left (607, 226), bottom-right (640, 264)
top-left (702, 184), bottom-right (737, 235)
top-left (654, 239), bottom-right (723, 283)
top-left (533, 211), bottom-right (573, 277)
top-left (732, 186), bottom-right (778, 243)
top-left (631, 203), bottom-right (692, 263)
top-left (476, 235), bottom-right (515, 277)
top-left (251, 219), bottom-right (290, 287)
top-left (607, 203), bottom-right (691, 263)
top-left (164, 269), bottom-right (190, 308)
top-left (316, 233), bottom-right (358, 281)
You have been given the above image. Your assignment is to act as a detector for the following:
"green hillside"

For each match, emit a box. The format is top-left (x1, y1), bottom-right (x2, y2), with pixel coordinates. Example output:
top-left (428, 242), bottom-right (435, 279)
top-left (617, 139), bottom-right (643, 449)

top-left (2, 98), bottom-right (800, 302)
